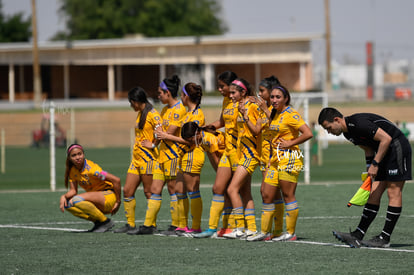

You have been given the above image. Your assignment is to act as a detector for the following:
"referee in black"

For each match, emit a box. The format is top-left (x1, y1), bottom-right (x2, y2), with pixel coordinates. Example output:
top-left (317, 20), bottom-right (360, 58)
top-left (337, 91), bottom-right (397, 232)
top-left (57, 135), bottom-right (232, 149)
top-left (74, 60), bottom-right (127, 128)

top-left (318, 107), bottom-right (412, 248)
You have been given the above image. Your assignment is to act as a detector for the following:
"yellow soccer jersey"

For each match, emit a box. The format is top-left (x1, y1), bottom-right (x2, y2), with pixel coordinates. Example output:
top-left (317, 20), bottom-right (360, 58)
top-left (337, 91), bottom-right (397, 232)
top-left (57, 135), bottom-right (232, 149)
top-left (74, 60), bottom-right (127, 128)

top-left (179, 106), bottom-right (205, 153)
top-left (200, 130), bottom-right (225, 155)
top-left (158, 101), bottom-right (187, 163)
top-left (236, 100), bottom-right (260, 160)
top-left (258, 105), bottom-right (273, 165)
top-left (69, 159), bottom-right (113, 192)
top-left (222, 97), bottom-right (238, 154)
top-left (133, 108), bottom-right (161, 162)
top-left (267, 106), bottom-right (306, 164)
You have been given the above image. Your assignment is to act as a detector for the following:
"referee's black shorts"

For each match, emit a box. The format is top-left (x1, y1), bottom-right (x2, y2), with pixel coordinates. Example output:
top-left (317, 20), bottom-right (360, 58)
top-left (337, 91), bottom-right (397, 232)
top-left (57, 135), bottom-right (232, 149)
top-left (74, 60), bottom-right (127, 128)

top-left (376, 136), bottom-right (412, 182)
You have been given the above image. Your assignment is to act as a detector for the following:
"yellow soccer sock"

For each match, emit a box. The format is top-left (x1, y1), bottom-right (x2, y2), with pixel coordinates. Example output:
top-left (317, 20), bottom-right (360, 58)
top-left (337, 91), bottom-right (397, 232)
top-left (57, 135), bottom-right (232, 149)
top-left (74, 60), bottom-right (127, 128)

top-left (170, 194), bottom-right (179, 227)
top-left (222, 207), bottom-right (232, 229)
top-left (208, 194), bottom-right (225, 230)
top-left (144, 194), bottom-right (162, 227)
top-left (123, 197), bottom-right (136, 227)
top-left (184, 197), bottom-right (189, 227)
top-left (72, 197), bottom-right (107, 223)
top-left (285, 201), bottom-right (299, 235)
top-left (228, 213), bottom-right (236, 229)
top-left (233, 207), bottom-right (245, 229)
top-left (65, 205), bottom-right (91, 221)
top-left (244, 208), bottom-right (257, 232)
top-left (261, 202), bottom-right (275, 233)
top-left (189, 191), bottom-right (203, 230)
top-left (176, 193), bottom-right (188, 228)
top-left (273, 199), bottom-right (284, 237)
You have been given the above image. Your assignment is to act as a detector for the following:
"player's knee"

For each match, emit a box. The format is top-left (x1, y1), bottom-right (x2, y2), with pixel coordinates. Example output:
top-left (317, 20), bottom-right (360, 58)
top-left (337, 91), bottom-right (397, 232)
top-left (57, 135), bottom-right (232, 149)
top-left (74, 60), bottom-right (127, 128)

top-left (66, 195), bottom-right (83, 208)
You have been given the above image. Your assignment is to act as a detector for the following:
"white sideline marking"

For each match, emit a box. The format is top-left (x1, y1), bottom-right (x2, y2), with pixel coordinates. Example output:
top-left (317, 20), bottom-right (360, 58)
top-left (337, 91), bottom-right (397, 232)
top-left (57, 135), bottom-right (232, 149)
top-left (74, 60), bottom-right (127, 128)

top-left (294, 240), bottom-right (414, 253)
top-left (1, 223), bottom-right (413, 253)
top-left (0, 224), bottom-right (84, 232)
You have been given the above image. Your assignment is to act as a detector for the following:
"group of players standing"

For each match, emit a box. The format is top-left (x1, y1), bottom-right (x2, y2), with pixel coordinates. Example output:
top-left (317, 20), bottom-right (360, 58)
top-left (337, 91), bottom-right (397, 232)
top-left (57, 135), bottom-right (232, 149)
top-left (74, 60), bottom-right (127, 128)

top-left (60, 71), bottom-right (313, 241)
top-left (60, 70), bottom-right (411, 248)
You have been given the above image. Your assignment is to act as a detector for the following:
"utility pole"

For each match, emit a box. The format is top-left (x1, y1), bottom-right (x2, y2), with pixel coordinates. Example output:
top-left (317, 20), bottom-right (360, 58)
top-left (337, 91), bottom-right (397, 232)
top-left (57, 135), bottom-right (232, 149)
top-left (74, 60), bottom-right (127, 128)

top-left (31, 0), bottom-right (42, 108)
top-left (325, 0), bottom-right (332, 91)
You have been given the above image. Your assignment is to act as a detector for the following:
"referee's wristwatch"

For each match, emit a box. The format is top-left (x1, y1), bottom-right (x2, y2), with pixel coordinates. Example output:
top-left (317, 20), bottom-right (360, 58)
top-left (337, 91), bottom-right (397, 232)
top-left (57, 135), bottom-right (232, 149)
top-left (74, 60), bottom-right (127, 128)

top-left (371, 159), bottom-right (379, 167)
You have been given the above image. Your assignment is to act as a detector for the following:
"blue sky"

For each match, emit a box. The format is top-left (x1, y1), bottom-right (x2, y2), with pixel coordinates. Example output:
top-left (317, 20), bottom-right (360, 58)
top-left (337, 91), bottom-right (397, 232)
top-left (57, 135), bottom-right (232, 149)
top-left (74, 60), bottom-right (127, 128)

top-left (2, 0), bottom-right (414, 65)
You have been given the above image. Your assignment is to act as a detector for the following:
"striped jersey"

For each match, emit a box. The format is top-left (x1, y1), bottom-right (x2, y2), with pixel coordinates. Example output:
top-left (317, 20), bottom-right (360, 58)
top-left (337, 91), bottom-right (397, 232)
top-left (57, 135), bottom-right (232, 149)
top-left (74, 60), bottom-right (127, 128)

top-left (222, 96), bottom-right (238, 154)
top-left (158, 101), bottom-right (187, 163)
top-left (133, 108), bottom-right (161, 162)
top-left (236, 100), bottom-right (260, 160)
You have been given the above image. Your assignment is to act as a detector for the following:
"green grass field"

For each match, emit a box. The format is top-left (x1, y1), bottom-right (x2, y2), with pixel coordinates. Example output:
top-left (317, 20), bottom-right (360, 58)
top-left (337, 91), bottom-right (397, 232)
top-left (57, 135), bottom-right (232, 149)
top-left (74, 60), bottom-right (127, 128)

top-left (0, 145), bottom-right (413, 274)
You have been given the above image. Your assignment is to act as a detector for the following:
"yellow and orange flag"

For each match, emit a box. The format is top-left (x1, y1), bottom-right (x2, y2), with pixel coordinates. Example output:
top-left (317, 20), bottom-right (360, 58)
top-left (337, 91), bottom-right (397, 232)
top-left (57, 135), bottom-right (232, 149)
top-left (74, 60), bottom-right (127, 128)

top-left (347, 172), bottom-right (372, 207)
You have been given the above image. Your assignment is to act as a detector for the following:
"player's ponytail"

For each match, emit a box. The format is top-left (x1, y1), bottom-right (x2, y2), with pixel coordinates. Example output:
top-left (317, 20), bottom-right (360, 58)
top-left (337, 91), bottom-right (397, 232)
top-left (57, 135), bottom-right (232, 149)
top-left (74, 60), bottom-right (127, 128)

top-left (183, 83), bottom-right (203, 114)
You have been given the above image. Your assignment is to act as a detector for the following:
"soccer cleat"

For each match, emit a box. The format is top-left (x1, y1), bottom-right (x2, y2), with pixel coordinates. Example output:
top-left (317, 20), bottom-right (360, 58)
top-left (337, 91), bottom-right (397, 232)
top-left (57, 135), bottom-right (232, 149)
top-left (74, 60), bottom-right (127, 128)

top-left (175, 227), bottom-right (189, 237)
top-left (272, 232), bottom-right (297, 242)
top-left (240, 230), bottom-right (257, 240)
top-left (361, 235), bottom-right (390, 248)
top-left (217, 228), bottom-right (233, 238)
top-left (156, 225), bottom-right (179, 237)
top-left (113, 224), bottom-right (136, 233)
top-left (246, 232), bottom-right (271, 242)
top-left (91, 219), bottom-right (115, 233)
top-left (183, 228), bottom-right (201, 238)
top-left (167, 225), bottom-right (178, 231)
top-left (192, 228), bottom-right (217, 238)
top-left (136, 225), bottom-right (157, 235)
top-left (332, 230), bottom-right (361, 248)
top-left (223, 228), bottom-right (245, 239)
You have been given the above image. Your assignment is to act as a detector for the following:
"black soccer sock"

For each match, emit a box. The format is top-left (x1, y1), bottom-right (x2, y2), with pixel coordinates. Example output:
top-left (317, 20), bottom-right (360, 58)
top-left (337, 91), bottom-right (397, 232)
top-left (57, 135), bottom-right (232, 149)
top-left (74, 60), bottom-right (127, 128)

top-left (353, 203), bottom-right (379, 239)
top-left (380, 206), bottom-right (402, 242)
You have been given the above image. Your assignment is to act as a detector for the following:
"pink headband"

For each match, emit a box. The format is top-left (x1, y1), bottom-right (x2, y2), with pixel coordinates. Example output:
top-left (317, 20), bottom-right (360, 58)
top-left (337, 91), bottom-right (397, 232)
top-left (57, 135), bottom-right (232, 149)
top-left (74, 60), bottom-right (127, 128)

top-left (231, 80), bottom-right (248, 92)
top-left (67, 144), bottom-right (83, 155)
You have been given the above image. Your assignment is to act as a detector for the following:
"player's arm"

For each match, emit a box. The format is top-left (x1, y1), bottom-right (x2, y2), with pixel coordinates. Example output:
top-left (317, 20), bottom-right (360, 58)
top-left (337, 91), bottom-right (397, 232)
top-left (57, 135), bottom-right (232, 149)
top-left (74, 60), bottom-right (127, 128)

top-left (155, 124), bottom-right (191, 145)
top-left (208, 111), bottom-right (225, 129)
top-left (240, 105), bottom-right (262, 136)
top-left (278, 123), bottom-right (313, 149)
top-left (105, 172), bottom-right (122, 215)
top-left (59, 181), bottom-right (78, 212)
top-left (245, 116), bottom-right (263, 136)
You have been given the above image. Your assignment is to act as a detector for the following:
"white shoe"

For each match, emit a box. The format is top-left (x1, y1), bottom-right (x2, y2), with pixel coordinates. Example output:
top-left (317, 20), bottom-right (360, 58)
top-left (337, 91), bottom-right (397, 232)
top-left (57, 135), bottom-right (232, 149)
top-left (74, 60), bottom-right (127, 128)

top-left (271, 232), bottom-right (297, 241)
top-left (223, 228), bottom-right (245, 239)
top-left (240, 229), bottom-right (257, 240)
top-left (246, 232), bottom-right (271, 242)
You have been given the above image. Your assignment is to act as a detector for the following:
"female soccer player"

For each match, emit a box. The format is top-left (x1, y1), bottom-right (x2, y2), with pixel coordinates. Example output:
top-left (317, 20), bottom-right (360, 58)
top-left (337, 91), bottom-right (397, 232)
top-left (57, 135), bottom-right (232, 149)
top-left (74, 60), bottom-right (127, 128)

top-left (252, 75), bottom-right (285, 240)
top-left (134, 75), bottom-right (186, 235)
top-left (114, 87), bottom-right (161, 234)
top-left (59, 144), bottom-right (121, 232)
top-left (194, 71), bottom-right (240, 238)
top-left (222, 78), bottom-right (263, 239)
top-left (181, 121), bottom-right (225, 171)
top-left (155, 82), bottom-right (205, 235)
top-left (248, 85), bottom-right (313, 241)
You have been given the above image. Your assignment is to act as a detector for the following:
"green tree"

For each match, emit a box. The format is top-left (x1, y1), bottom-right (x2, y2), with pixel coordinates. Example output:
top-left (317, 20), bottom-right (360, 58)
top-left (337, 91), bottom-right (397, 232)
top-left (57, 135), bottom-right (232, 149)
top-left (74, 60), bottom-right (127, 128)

top-left (53, 0), bottom-right (227, 40)
top-left (0, 1), bottom-right (31, 42)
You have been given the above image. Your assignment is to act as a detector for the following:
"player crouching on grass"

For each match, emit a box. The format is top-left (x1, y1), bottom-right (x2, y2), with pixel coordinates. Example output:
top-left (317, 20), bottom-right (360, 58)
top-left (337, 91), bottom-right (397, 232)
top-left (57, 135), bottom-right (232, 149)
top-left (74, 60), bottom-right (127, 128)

top-left (59, 144), bottom-right (122, 232)
top-left (318, 108), bottom-right (412, 248)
